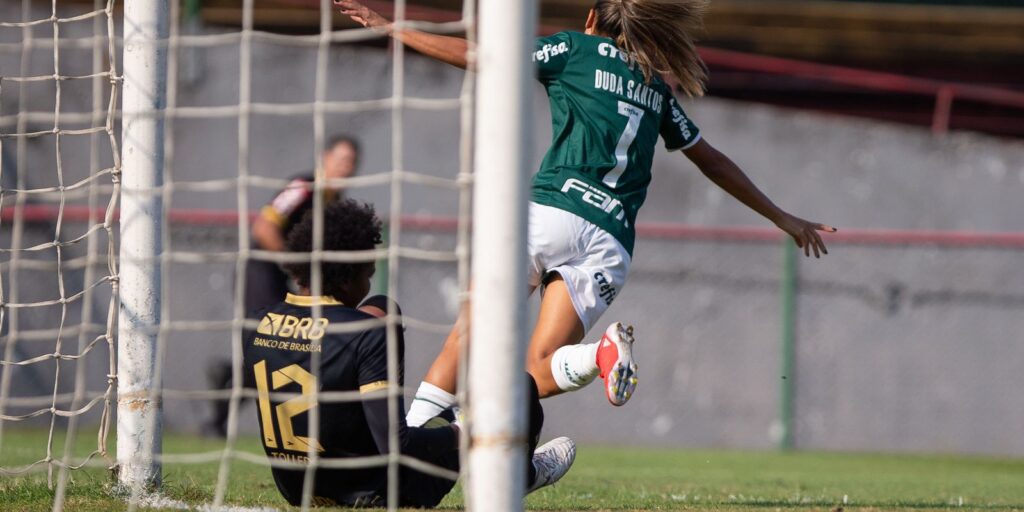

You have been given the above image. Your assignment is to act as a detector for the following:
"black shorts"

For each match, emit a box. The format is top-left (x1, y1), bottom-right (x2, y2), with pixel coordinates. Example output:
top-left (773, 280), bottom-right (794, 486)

top-left (274, 452), bottom-right (459, 508)
top-left (396, 450), bottom-right (461, 508)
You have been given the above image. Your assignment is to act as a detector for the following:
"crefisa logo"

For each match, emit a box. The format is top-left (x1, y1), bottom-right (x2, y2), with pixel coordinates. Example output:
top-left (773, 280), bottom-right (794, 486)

top-left (534, 42), bottom-right (569, 63)
top-left (594, 271), bottom-right (617, 305)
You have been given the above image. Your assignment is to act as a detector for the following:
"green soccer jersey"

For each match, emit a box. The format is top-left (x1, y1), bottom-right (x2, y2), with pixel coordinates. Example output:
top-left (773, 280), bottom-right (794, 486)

top-left (530, 31), bottom-right (701, 255)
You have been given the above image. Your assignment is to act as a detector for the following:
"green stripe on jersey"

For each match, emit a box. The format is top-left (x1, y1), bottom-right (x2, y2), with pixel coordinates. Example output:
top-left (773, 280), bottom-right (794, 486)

top-left (530, 31), bottom-right (701, 255)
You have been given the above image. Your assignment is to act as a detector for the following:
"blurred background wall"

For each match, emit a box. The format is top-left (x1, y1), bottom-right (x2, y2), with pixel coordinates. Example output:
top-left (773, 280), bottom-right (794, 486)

top-left (2, 0), bottom-right (1023, 456)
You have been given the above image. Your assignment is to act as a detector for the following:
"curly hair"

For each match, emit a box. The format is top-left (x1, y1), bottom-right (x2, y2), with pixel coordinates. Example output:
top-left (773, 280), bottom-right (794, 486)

top-left (283, 199), bottom-right (383, 301)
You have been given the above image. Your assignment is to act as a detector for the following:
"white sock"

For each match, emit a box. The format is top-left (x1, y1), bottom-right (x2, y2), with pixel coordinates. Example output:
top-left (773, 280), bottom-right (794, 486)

top-left (550, 343), bottom-right (600, 392)
top-left (406, 382), bottom-right (457, 427)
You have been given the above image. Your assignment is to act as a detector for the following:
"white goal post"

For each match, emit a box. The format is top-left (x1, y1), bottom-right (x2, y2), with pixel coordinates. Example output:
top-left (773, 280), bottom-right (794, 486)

top-left (467, 0), bottom-right (537, 511)
top-left (116, 0), bottom-right (167, 492)
top-left (106, 0), bottom-right (540, 509)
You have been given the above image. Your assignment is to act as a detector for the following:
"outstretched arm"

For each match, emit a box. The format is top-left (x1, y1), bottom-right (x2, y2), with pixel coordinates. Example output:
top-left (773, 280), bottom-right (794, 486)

top-left (683, 139), bottom-right (836, 258)
top-left (335, 0), bottom-right (471, 70)
top-left (251, 215), bottom-right (287, 252)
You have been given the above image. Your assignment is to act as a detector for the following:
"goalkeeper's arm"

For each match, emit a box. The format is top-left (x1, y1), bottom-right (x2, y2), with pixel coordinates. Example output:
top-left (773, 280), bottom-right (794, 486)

top-left (335, 0), bottom-right (471, 70)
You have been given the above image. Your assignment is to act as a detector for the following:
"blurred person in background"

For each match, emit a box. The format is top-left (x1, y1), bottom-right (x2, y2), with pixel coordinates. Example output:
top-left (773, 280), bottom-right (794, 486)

top-left (203, 135), bottom-right (361, 437)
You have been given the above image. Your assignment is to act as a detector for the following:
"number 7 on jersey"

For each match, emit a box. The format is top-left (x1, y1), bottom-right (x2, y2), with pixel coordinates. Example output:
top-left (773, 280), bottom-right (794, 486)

top-left (603, 100), bottom-right (645, 189)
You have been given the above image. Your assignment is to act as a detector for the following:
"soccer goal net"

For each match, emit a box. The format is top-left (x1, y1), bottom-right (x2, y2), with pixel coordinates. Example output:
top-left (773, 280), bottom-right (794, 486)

top-left (0, 0), bottom-right (534, 510)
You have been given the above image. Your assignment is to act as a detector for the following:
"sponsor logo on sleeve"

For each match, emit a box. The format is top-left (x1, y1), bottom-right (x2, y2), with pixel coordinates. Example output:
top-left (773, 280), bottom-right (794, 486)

top-left (671, 104), bottom-right (694, 141)
top-left (533, 42), bottom-right (569, 63)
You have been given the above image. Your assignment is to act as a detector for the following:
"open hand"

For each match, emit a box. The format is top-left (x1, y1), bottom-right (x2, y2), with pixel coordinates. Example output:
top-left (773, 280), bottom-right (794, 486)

top-left (776, 214), bottom-right (836, 258)
top-left (334, 0), bottom-right (392, 34)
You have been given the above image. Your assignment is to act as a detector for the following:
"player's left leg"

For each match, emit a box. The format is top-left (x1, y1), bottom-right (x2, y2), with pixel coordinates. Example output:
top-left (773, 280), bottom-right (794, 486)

top-left (527, 275), bottom-right (637, 406)
top-left (526, 275), bottom-right (587, 397)
top-left (530, 223), bottom-right (637, 404)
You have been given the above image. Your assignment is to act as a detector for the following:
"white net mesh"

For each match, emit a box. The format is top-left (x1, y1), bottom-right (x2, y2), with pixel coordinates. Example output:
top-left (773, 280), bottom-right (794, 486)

top-left (4, 2), bottom-right (1024, 509)
top-left (2, 0), bottom-right (476, 510)
top-left (0, 0), bottom-right (120, 500)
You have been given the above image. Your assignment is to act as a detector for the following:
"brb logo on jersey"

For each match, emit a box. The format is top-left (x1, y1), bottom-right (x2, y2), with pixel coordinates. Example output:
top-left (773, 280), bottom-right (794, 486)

top-left (561, 178), bottom-right (629, 228)
top-left (533, 42), bottom-right (568, 63)
top-left (257, 313), bottom-right (328, 341)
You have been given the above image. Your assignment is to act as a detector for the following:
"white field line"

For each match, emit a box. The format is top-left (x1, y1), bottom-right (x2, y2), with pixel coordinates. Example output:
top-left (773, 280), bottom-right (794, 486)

top-left (134, 494), bottom-right (279, 512)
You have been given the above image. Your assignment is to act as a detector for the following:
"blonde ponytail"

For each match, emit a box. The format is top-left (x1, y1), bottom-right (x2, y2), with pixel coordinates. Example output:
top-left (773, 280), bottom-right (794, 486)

top-left (594, 0), bottom-right (708, 97)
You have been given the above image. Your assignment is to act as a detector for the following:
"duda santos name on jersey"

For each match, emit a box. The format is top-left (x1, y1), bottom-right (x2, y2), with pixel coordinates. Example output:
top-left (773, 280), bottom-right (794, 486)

top-left (594, 69), bottom-right (665, 113)
top-left (595, 42), bottom-right (665, 112)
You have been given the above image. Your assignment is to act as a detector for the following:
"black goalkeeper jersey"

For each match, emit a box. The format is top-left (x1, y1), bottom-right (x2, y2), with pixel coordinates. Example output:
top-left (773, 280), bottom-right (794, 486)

top-left (243, 293), bottom-right (456, 507)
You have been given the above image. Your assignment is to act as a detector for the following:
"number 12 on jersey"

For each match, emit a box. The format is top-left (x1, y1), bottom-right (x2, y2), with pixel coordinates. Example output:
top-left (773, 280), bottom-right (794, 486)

top-left (603, 100), bottom-right (645, 189)
top-left (253, 360), bottom-right (325, 453)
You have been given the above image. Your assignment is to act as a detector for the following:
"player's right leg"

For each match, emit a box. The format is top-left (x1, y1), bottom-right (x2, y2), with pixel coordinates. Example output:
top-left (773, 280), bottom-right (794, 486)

top-left (405, 320), bottom-right (462, 426)
top-left (400, 374), bottom-right (556, 506)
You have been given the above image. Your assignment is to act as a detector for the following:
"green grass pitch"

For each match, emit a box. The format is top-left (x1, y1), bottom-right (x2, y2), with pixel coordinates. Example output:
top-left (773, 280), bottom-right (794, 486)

top-left (1, 428), bottom-right (1022, 511)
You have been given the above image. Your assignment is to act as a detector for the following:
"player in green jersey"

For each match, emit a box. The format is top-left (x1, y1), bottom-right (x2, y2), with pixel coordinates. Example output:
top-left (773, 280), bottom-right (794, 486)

top-left (336, 0), bottom-right (835, 421)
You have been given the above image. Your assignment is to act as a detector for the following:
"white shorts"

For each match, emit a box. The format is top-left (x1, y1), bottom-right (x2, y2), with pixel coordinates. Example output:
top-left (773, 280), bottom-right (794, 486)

top-left (527, 202), bottom-right (631, 333)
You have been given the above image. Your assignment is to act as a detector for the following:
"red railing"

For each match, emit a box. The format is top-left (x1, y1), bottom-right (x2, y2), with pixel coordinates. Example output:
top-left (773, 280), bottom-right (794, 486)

top-left (5, 205), bottom-right (1024, 249)
top-left (696, 47), bottom-right (1024, 136)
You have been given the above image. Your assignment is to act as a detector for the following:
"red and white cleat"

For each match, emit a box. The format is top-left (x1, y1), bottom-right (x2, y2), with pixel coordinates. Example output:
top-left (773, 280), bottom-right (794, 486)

top-left (596, 322), bottom-right (638, 406)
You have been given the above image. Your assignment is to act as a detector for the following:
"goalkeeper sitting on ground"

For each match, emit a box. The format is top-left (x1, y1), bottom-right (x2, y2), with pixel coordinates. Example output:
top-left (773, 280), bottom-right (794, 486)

top-left (242, 199), bottom-right (575, 508)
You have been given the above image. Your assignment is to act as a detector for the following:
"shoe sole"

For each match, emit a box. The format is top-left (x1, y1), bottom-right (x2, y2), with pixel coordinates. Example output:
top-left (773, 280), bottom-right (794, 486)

top-left (603, 323), bottom-right (638, 406)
